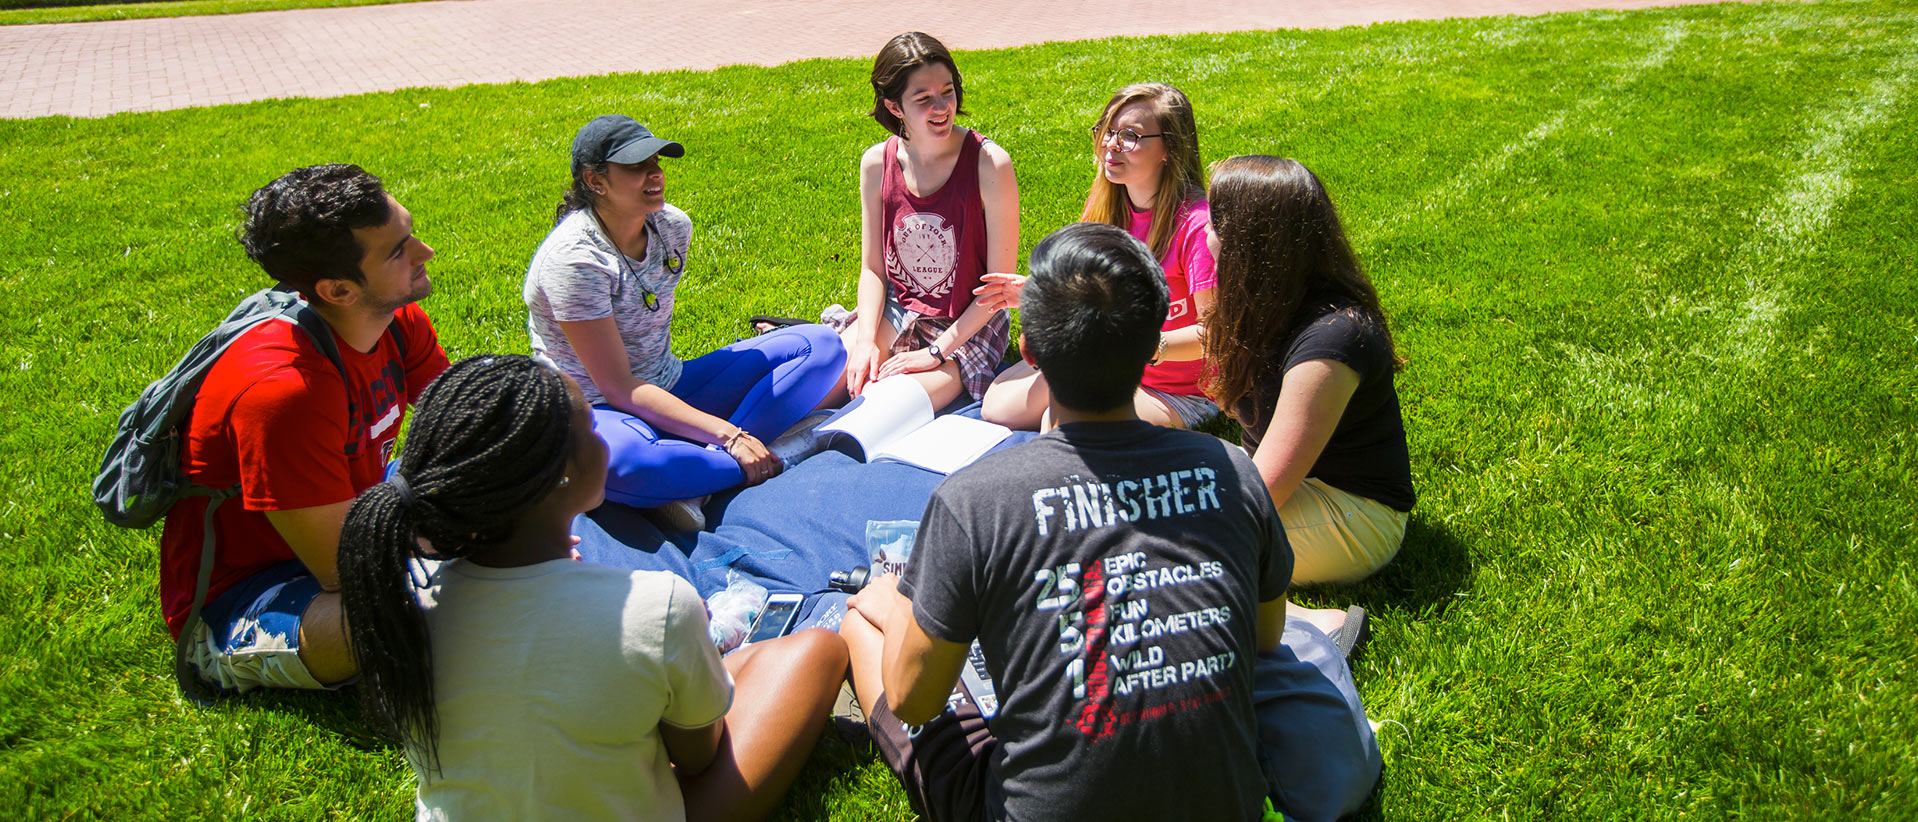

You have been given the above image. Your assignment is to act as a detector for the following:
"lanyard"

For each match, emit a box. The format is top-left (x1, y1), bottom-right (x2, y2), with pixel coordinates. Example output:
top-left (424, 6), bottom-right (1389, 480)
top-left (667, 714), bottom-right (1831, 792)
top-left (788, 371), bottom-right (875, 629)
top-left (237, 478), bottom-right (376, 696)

top-left (587, 208), bottom-right (683, 310)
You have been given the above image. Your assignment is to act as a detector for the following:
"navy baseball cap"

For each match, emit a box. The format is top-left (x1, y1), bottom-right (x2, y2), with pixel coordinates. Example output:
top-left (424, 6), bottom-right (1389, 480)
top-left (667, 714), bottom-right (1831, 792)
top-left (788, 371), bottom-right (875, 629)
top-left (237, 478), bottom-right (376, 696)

top-left (571, 115), bottom-right (684, 173)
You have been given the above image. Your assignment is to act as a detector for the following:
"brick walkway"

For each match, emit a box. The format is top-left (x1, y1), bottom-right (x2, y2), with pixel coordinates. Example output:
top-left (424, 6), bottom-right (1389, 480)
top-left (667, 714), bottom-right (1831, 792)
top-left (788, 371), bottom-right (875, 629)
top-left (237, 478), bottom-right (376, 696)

top-left (1, 0), bottom-right (1739, 119)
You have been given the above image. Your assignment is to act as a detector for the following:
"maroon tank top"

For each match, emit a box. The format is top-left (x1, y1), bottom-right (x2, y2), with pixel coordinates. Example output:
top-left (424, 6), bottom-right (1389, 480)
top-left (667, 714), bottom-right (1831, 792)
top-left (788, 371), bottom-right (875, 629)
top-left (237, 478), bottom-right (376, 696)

top-left (879, 129), bottom-right (990, 319)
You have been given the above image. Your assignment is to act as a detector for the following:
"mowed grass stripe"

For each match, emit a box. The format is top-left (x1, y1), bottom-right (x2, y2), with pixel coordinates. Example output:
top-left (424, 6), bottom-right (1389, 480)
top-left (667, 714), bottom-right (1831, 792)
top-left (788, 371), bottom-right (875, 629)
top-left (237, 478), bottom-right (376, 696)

top-left (1360, 20), bottom-right (1693, 238)
top-left (1338, 6), bottom-right (1918, 816)
top-left (1523, 9), bottom-right (1904, 421)
top-left (1643, 58), bottom-right (1918, 814)
top-left (1555, 30), bottom-right (1917, 416)
top-left (1716, 41), bottom-right (1917, 371)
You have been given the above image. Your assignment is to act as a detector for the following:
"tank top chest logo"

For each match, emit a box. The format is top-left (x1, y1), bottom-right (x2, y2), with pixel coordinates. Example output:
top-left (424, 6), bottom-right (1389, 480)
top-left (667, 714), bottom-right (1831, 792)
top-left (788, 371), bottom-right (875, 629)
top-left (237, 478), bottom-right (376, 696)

top-left (886, 211), bottom-right (957, 298)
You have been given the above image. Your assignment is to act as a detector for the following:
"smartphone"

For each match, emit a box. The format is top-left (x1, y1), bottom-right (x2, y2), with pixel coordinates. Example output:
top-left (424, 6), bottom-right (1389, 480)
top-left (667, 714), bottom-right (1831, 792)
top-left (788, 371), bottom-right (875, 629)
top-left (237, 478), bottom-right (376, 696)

top-left (746, 593), bottom-right (805, 645)
top-left (958, 640), bottom-right (999, 719)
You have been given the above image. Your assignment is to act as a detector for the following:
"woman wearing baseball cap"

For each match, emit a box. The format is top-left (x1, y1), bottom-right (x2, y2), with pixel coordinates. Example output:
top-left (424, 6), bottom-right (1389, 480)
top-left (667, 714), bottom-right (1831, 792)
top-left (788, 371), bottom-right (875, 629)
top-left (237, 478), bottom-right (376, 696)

top-left (522, 115), bottom-right (845, 530)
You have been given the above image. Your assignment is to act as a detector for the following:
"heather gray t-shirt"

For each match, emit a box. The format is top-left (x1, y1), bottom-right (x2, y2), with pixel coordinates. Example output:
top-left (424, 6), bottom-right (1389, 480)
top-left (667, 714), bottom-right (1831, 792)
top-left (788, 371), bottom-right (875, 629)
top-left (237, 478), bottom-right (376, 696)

top-left (523, 207), bottom-right (691, 406)
top-left (899, 420), bottom-right (1292, 822)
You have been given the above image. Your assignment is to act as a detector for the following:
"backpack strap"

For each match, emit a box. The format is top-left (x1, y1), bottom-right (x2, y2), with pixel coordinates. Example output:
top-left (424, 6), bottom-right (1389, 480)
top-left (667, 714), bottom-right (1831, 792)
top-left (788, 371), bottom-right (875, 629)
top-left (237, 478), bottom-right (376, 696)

top-left (172, 485), bottom-right (240, 705)
top-left (283, 294), bottom-right (406, 375)
top-left (389, 314), bottom-right (409, 361)
top-left (172, 289), bottom-right (355, 702)
top-left (283, 296), bottom-right (350, 376)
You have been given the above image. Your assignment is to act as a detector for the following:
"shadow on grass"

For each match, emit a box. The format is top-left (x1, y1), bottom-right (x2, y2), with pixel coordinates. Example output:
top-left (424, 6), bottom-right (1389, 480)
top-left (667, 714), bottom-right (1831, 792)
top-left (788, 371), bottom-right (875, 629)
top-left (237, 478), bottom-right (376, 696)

top-left (241, 686), bottom-right (396, 754)
top-left (773, 724), bottom-right (904, 821)
top-left (1194, 410), bottom-right (1246, 442)
top-left (1287, 514), bottom-right (1473, 633)
top-left (1339, 516), bottom-right (1474, 619)
top-left (1196, 412), bottom-right (1475, 617)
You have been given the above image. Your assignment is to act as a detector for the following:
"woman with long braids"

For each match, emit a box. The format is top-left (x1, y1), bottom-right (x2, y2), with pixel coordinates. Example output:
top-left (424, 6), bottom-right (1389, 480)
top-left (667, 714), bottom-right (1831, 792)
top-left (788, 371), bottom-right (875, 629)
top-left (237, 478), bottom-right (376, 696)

top-left (524, 115), bottom-right (845, 530)
top-left (1205, 156), bottom-right (1416, 650)
top-left (337, 354), bottom-right (848, 821)
top-left (979, 82), bottom-right (1219, 431)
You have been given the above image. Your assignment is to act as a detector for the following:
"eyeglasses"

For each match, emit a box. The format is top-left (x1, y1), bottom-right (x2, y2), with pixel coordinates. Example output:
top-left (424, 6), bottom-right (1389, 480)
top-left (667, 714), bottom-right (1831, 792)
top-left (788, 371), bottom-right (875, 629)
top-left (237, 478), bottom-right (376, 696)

top-left (1093, 126), bottom-right (1164, 153)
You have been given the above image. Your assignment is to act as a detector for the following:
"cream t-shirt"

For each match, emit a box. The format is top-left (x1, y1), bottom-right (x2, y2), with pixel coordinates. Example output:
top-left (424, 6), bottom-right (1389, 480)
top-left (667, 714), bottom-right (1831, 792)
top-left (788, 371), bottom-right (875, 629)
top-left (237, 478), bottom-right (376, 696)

top-left (412, 559), bottom-right (732, 822)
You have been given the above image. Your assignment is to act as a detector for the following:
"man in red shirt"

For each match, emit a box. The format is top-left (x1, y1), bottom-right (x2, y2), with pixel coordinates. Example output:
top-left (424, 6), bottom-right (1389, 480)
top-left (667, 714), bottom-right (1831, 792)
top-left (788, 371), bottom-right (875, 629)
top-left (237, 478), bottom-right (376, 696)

top-left (161, 164), bottom-right (449, 693)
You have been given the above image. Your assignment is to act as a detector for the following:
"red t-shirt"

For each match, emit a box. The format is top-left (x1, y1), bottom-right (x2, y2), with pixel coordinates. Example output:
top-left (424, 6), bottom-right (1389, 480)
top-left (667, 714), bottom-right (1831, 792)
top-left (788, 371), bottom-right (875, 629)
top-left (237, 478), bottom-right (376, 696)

top-left (879, 129), bottom-right (991, 319)
top-left (158, 304), bottom-right (448, 636)
top-left (1129, 197), bottom-right (1217, 396)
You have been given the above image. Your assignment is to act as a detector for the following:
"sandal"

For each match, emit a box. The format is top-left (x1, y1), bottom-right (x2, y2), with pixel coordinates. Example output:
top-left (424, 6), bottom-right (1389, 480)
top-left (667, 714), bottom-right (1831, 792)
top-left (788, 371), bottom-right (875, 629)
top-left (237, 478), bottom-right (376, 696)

top-left (1326, 605), bottom-right (1371, 659)
top-left (749, 315), bottom-right (810, 335)
top-left (831, 680), bottom-right (873, 745)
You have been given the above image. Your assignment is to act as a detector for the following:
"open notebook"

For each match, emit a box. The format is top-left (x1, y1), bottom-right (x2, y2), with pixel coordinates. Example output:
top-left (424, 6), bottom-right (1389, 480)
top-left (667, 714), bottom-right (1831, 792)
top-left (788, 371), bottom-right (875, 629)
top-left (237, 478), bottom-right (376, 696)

top-left (817, 377), bottom-right (1013, 475)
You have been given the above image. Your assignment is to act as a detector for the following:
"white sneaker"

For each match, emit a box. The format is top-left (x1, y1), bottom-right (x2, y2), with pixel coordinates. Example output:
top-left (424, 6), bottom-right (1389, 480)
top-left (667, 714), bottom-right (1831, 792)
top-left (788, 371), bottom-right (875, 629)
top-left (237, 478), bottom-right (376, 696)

top-left (769, 410), bottom-right (836, 469)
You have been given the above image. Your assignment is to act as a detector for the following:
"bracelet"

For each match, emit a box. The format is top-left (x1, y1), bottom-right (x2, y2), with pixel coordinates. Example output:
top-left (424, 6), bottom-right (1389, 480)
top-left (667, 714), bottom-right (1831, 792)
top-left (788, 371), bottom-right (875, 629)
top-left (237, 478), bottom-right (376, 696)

top-left (927, 343), bottom-right (948, 364)
top-left (721, 429), bottom-right (748, 450)
top-left (1149, 335), bottom-right (1168, 365)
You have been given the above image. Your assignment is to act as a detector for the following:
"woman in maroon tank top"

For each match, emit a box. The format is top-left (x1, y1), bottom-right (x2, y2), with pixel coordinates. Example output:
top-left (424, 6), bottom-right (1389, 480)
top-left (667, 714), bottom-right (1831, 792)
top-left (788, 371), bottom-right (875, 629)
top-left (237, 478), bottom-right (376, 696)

top-left (828, 32), bottom-right (1020, 409)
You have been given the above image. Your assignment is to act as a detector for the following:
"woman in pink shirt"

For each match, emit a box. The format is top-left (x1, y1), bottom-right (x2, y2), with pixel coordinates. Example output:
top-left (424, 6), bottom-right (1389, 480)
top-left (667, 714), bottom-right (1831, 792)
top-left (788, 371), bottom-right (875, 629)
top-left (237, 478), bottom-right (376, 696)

top-left (979, 82), bottom-right (1219, 430)
top-left (831, 32), bottom-right (1020, 409)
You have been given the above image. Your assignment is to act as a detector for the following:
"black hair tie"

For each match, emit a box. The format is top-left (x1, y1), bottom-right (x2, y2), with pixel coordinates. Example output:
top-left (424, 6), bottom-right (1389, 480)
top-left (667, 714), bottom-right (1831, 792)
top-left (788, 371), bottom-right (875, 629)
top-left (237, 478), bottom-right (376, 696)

top-left (389, 474), bottom-right (418, 507)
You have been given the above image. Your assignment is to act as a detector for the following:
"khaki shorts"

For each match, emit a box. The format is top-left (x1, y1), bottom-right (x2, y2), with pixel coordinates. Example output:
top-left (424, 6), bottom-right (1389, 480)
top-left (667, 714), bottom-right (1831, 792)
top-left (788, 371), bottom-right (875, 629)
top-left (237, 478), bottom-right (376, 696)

top-left (1279, 479), bottom-right (1409, 585)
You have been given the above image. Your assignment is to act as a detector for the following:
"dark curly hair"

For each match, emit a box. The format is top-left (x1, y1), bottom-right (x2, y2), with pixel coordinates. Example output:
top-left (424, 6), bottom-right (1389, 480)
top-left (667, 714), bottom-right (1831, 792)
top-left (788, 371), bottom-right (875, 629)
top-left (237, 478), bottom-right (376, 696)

top-left (554, 159), bottom-right (609, 225)
top-left (238, 164), bottom-right (392, 298)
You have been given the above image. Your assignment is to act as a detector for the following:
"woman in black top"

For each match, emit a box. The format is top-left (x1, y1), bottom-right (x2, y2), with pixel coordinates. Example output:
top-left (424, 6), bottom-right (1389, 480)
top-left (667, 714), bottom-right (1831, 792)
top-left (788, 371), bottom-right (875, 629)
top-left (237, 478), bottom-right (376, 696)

top-left (1205, 156), bottom-right (1415, 643)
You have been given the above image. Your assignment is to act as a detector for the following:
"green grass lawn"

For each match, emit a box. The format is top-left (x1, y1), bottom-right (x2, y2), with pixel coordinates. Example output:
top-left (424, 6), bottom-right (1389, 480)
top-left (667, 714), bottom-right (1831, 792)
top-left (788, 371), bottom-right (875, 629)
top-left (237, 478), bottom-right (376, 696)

top-left (3, 0), bottom-right (1915, 817)
top-left (0, 0), bottom-right (444, 26)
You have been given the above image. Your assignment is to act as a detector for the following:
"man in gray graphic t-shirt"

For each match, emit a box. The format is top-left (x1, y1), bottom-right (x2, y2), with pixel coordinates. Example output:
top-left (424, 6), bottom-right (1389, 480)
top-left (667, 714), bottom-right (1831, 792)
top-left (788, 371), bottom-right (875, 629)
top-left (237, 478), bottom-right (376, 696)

top-left (841, 223), bottom-right (1293, 822)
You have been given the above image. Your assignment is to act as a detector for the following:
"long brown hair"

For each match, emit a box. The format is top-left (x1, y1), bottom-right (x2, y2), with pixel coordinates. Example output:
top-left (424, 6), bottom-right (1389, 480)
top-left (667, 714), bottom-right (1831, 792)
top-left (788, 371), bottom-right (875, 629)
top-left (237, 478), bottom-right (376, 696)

top-left (1079, 83), bottom-right (1204, 259)
top-left (1203, 156), bottom-right (1398, 416)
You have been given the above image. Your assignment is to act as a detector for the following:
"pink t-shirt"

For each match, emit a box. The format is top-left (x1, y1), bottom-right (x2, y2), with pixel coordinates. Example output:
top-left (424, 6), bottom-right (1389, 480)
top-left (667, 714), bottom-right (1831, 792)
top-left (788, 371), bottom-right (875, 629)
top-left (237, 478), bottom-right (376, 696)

top-left (1128, 197), bottom-right (1216, 396)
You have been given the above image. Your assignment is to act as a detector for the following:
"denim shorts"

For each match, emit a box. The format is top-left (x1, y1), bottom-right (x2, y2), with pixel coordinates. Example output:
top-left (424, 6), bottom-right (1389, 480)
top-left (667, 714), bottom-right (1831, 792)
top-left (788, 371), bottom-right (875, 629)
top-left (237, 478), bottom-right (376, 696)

top-left (186, 560), bottom-right (333, 693)
top-left (1140, 386), bottom-right (1221, 429)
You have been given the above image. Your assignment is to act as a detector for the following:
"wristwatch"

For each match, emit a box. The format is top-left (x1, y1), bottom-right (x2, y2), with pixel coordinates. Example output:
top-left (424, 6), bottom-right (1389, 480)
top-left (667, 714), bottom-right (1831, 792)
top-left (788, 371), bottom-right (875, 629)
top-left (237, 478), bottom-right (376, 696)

top-left (927, 343), bottom-right (948, 364)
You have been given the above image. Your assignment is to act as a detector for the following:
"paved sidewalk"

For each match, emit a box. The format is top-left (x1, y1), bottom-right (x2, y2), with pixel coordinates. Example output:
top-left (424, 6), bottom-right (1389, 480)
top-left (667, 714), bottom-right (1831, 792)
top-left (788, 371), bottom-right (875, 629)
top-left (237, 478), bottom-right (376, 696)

top-left (2, 0), bottom-right (1740, 119)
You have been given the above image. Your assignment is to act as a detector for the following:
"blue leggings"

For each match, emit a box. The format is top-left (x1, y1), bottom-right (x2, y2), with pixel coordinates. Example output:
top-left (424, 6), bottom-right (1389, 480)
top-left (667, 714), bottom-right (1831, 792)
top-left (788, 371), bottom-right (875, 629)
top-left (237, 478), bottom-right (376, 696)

top-left (595, 323), bottom-right (844, 508)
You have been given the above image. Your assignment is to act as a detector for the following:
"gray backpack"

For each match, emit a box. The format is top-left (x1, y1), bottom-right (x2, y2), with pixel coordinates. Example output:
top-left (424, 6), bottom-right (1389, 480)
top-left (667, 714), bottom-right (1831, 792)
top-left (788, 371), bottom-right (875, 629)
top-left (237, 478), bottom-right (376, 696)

top-left (93, 286), bottom-right (400, 703)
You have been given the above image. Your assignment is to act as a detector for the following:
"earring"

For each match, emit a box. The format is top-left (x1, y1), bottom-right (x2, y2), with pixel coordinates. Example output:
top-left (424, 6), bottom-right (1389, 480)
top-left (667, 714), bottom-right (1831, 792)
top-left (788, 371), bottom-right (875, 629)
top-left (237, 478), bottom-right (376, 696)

top-left (558, 475), bottom-right (571, 488)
